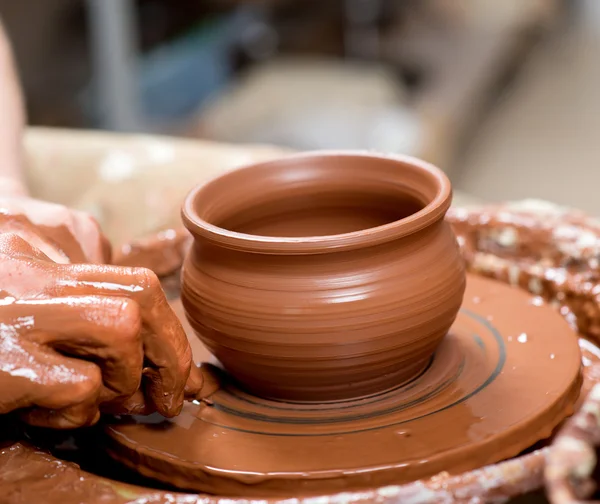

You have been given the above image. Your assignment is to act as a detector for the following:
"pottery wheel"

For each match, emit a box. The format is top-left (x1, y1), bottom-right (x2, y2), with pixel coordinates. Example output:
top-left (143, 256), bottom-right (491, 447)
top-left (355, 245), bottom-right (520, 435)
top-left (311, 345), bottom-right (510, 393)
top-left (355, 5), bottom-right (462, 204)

top-left (105, 274), bottom-right (582, 497)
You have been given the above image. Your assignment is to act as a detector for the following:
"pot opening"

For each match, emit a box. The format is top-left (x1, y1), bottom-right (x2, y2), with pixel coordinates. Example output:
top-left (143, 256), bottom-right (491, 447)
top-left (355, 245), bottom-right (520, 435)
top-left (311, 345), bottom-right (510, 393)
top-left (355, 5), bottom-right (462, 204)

top-left (216, 189), bottom-right (425, 238)
top-left (183, 152), bottom-right (451, 253)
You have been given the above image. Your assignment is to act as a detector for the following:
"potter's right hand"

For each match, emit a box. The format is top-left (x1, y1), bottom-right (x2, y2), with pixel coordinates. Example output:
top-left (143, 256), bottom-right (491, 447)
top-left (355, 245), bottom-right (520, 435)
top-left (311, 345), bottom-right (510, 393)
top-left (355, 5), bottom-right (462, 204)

top-left (0, 233), bottom-right (202, 429)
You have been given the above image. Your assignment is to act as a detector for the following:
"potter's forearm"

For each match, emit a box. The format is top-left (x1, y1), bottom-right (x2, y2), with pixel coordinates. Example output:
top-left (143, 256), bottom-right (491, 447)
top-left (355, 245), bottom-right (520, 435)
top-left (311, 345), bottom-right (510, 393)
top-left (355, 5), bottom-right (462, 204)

top-left (0, 20), bottom-right (27, 197)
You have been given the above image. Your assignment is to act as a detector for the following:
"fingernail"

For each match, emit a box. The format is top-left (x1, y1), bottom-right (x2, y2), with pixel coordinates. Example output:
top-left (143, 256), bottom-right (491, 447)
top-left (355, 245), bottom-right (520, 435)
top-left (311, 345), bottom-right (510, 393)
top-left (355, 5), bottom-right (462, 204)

top-left (160, 392), bottom-right (184, 418)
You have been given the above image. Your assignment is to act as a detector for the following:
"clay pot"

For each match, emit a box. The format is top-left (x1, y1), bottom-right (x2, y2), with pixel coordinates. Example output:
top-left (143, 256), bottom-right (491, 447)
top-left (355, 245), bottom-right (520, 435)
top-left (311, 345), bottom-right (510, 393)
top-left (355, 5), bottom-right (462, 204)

top-left (181, 152), bottom-right (466, 401)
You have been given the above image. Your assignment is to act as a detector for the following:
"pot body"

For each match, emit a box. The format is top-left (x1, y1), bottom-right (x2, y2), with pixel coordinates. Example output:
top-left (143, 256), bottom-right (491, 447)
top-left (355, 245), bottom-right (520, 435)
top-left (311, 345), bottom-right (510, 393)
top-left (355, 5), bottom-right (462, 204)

top-left (181, 152), bottom-right (466, 401)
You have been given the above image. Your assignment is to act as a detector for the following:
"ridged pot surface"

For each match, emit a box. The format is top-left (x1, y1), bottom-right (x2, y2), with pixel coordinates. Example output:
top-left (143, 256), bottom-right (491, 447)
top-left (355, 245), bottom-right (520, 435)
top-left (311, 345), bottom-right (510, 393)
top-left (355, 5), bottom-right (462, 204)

top-left (181, 152), bottom-right (466, 401)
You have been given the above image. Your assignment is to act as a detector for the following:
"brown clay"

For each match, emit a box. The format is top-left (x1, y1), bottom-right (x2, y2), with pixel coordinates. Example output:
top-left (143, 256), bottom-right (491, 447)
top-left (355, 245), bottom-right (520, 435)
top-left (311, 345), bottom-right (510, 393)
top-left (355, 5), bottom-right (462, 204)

top-left (111, 230), bottom-right (600, 499)
top-left (181, 152), bottom-right (466, 401)
top-left (105, 273), bottom-right (582, 496)
top-left (0, 227), bottom-right (200, 429)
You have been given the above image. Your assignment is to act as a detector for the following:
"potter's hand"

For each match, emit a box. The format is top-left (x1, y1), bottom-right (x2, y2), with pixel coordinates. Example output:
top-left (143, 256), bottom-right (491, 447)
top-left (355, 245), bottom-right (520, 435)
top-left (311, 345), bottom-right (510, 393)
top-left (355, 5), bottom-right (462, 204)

top-left (0, 233), bottom-right (201, 428)
top-left (0, 195), bottom-right (111, 264)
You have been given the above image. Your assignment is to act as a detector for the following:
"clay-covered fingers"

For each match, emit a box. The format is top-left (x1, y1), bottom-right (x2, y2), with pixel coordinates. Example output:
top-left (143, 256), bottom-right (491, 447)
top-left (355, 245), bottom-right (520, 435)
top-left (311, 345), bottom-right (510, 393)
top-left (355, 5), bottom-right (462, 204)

top-left (6, 297), bottom-right (144, 404)
top-left (70, 209), bottom-right (112, 264)
top-left (21, 401), bottom-right (102, 430)
top-left (0, 198), bottom-right (79, 260)
top-left (53, 264), bottom-right (196, 416)
top-left (112, 228), bottom-right (191, 276)
top-left (0, 197), bottom-right (110, 264)
top-left (0, 232), bottom-right (52, 261)
top-left (0, 216), bottom-right (69, 263)
top-left (185, 364), bottom-right (205, 399)
top-left (0, 334), bottom-right (102, 429)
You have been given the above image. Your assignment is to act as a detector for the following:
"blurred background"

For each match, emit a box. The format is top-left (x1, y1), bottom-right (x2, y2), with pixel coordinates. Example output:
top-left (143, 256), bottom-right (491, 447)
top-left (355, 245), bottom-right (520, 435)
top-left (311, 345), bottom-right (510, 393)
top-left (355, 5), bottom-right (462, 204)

top-left (2, 0), bottom-right (598, 212)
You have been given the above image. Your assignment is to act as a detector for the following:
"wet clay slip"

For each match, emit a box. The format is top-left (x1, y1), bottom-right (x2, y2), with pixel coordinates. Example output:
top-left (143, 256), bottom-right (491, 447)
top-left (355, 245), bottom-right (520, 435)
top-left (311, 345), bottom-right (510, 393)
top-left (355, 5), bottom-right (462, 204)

top-left (105, 273), bottom-right (582, 496)
top-left (180, 152), bottom-right (466, 401)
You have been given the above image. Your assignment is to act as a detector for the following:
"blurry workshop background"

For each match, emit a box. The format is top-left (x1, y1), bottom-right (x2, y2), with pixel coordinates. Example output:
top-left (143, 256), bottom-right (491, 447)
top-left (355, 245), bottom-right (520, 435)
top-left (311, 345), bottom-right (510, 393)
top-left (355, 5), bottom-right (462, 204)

top-left (2, 0), bottom-right (599, 213)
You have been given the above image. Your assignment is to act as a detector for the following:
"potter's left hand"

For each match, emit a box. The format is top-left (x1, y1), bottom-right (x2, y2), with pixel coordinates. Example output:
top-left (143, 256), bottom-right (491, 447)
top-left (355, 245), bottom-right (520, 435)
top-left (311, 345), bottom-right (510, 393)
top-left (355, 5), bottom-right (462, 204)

top-left (0, 219), bottom-right (202, 428)
top-left (0, 194), bottom-right (111, 264)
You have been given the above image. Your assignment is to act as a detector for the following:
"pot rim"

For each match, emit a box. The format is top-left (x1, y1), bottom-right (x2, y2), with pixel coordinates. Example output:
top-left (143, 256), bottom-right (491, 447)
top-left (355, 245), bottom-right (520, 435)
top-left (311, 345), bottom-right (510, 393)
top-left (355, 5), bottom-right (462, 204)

top-left (181, 151), bottom-right (452, 254)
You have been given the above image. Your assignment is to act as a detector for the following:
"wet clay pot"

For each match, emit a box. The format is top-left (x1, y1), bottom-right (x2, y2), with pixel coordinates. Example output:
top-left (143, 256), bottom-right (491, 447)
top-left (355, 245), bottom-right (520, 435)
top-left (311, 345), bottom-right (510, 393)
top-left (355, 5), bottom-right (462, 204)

top-left (181, 152), bottom-right (466, 401)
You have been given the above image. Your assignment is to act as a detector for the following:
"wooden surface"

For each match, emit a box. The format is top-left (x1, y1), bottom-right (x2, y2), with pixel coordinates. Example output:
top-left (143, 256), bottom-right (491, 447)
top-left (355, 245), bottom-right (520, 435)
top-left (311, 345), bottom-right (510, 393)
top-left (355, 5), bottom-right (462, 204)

top-left (23, 127), bottom-right (288, 245)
